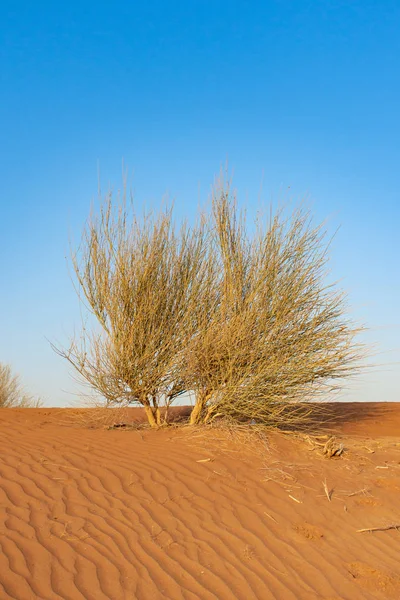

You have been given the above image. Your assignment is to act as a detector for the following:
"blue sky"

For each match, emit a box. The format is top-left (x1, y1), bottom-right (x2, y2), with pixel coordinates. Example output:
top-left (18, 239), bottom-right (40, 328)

top-left (1, 1), bottom-right (398, 405)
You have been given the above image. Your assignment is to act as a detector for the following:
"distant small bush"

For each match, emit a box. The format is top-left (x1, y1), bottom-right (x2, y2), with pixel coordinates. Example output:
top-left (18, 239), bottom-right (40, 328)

top-left (0, 363), bottom-right (42, 408)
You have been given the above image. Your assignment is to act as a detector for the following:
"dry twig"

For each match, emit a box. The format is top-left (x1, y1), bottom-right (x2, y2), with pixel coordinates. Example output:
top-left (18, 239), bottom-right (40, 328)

top-left (322, 479), bottom-right (332, 502)
top-left (357, 524), bottom-right (400, 534)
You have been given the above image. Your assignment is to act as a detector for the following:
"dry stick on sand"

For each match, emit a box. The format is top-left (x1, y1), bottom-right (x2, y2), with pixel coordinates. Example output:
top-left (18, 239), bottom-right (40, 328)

top-left (289, 494), bottom-right (302, 504)
top-left (264, 511), bottom-right (278, 523)
top-left (357, 524), bottom-right (400, 534)
top-left (344, 487), bottom-right (369, 498)
top-left (322, 479), bottom-right (332, 502)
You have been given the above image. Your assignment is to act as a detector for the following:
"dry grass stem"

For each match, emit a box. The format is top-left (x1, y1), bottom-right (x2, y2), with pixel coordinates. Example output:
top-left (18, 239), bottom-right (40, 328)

top-left (289, 495), bottom-right (302, 504)
top-left (322, 479), bottom-right (332, 502)
top-left (345, 488), bottom-right (370, 498)
top-left (357, 524), bottom-right (400, 534)
top-left (264, 511), bottom-right (278, 523)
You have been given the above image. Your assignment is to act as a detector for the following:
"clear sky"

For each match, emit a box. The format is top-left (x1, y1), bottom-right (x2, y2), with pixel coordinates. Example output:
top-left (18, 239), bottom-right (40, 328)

top-left (1, 1), bottom-right (399, 406)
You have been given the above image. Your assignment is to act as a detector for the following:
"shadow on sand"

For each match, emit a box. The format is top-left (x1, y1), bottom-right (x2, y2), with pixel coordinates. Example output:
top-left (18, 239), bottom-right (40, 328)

top-left (278, 401), bottom-right (395, 434)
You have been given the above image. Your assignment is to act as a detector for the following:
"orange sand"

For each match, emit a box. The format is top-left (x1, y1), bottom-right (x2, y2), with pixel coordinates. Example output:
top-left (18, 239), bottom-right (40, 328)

top-left (0, 403), bottom-right (399, 599)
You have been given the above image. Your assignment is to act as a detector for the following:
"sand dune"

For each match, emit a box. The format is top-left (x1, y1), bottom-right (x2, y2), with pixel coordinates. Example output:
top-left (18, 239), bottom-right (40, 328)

top-left (0, 404), bottom-right (399, 599)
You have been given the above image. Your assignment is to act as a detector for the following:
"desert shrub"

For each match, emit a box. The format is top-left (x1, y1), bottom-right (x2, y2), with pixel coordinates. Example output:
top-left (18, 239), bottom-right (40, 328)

top-left (58, 176), bottom-right (364, 428)
top-left (0, 363), bottom-right (42, 408)
top-left (182, 179), bottom-right (364, 425)
top-left (54, 194), bottom-right (212, 427)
